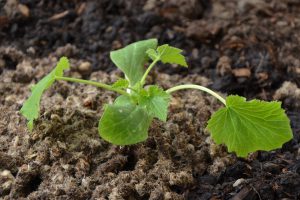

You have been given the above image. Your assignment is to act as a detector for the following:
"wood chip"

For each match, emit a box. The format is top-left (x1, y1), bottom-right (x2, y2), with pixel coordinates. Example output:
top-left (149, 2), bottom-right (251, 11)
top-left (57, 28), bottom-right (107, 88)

top-left (256, 72), bottom-right (268, 81)
top-left (77, 3), bottom-right (86, 15)
top-left (232, 68), bottom-right (251, 77)
top-left (18, 4), bottom-right (30, 17)
top-left (49, 10), bottom-right (69, 21)
top-left (233, 178), bottom-right (246, 187)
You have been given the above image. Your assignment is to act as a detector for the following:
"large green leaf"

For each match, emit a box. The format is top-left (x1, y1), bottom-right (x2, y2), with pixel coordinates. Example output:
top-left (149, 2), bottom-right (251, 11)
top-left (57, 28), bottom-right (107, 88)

top-left (114, 95), bottom-right (133, 106)
top-left (98, 103), bottom-right (152, 145)
top-left (207, 95), bottom-right (293, 157)
top-left (110, 39), bottom-right (158, 86)
top-left (146, 44), bottom-right (187, 67)
top-left (20, 57), bottom-right (69, 130)
top-left (138, 85), bottom-right (170, 122)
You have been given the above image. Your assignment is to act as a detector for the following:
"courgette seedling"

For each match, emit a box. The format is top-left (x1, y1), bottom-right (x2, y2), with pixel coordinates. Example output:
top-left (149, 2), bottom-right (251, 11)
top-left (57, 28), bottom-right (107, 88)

top-left (20, 39), bottom-right (293, 157)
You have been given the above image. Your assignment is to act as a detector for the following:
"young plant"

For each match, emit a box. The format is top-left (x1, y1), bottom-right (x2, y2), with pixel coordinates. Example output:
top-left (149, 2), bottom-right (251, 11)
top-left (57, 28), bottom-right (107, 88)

top-left (20, 39), bottom-right (293, 157)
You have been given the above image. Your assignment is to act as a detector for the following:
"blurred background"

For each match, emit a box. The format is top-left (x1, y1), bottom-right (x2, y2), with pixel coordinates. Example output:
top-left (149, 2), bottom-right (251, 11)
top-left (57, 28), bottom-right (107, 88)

top-left (1, 0), bottom-right (300, 100)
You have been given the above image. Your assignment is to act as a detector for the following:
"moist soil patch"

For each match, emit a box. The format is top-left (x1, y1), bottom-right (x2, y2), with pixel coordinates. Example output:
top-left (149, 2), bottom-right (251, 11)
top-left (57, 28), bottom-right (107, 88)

top-left (1, 0), bottom-right (300, 199)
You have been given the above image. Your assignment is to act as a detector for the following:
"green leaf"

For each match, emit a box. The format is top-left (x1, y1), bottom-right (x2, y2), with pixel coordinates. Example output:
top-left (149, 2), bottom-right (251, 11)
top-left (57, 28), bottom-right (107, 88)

top-left (110, 39), bottom-right (158, 86)
top-left (146, 44), bottom-right (188, 67)
top-left (20, 57), bottom-right (70, 130)
top-left (207, 95), bottom-right (293, 157)
top-left (98, 103), bottom-right (152, 145)
top-left (138, 85), bottom-right (170, 122)
top-left (112, 78), bottom-right (129, 89)
top-left (114, 95), bottom-right (133, 106)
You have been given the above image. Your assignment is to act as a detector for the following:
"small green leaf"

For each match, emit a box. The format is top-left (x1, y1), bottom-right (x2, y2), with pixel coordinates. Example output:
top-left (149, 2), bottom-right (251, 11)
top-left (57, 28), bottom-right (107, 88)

top-left (110, 39), bottom-right (158, 86)
top-left (138, 85), bottom-right (170, 122)
top-left (20, 57), bottom-right (70, 130)
top-left (99, 103), bottom-right (152, 145)
top-left (114, 95), bottom-right (133, 106)
top-left (112, 78), bottom-right (129, 89)
top-left (207, 95), bottom-right (293, 157)
top-left (146, 44), bottom-right (188, 67)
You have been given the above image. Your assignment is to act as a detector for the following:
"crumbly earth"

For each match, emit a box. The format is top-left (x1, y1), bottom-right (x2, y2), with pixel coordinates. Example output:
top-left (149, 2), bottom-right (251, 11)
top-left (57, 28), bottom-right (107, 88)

top-left (1, 0), bottom-right (300, 199)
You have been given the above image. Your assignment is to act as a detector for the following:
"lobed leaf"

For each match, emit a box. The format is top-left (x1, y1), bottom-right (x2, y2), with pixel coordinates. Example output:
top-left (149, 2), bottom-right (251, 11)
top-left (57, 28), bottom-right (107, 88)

top-left (138, 85), bottom-right (170, 122)
top-left (98, 102), bottom-right (152, 145)
top-left (146, 44), bottom-right (188, 67)
top-left (110, 39), bottom-right (158, 86)
top-left (20, 57), bottom-right (70, 130)
top-left (207, 95), bottom-right (293, 157)
top-left (112, 78), bottom-right (129, 89)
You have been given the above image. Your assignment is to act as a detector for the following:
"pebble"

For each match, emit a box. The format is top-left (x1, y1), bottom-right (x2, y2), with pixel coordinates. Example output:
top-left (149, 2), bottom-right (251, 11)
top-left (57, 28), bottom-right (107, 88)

top-left (78, 61), bottom-right (92, 74)
top-left (5, 95), bottom-right (16, 106)
top-left (217, 56), bottom-right (231, 76)
top-left (232, 68), bottom-right (251, 78)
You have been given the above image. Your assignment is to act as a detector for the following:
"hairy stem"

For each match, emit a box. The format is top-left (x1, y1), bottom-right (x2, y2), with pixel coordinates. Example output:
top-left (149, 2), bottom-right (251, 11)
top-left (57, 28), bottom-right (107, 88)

top-left (166, 84), bottom-right (226, 106)
top-left (140, 58), bottom-right (159, 85)
top-left (55, 76), bottom-right (129, 96)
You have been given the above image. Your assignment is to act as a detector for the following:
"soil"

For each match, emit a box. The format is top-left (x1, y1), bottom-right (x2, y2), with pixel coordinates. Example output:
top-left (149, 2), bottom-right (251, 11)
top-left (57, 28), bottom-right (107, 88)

top-left (0, 0), bottom-right (300, 199)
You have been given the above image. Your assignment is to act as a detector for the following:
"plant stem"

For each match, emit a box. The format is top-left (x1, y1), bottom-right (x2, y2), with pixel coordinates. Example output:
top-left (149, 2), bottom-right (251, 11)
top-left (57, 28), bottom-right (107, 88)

top-left (166, 84), bottom-right (226, 106)
top-left (140, 58), bottom-right (159, 85)
top-left (55, 76), bottom-right (129, 96)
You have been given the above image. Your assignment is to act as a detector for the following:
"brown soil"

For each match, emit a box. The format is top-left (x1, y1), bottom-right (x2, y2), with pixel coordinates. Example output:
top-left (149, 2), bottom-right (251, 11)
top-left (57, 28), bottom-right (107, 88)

top-left (1, 0), bottom-right (300, 199)
top-left (0, 53), bottom-right (234, 199)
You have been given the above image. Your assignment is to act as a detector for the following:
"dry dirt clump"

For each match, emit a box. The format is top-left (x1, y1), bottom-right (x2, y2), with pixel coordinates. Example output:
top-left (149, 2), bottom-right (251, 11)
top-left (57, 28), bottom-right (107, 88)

top-left (274, 81), bottom-right (300, 109)
top-left (0, 49), bottom-right (234, 199)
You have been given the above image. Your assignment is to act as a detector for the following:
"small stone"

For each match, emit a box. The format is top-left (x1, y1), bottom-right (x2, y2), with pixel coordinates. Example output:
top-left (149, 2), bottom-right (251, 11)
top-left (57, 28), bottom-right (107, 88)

top-left (26, 47), bottom-right (36, 55)
top-left (232, 68), bottom-right (251, 77)
top-left (217, 56), bottom-right (231, 76)
top-left (186, 143), bottom-right (195, 153)
top-left (276, 21), bottom-right (288, 27)
top-left (233, 178), bottom-right (245, 187)
top-left (112, 40), bottom-right (122, 50)
top-left (5, 95), bottom-right (16, 106)
top-left (78, 61), bottom-right (92, 74)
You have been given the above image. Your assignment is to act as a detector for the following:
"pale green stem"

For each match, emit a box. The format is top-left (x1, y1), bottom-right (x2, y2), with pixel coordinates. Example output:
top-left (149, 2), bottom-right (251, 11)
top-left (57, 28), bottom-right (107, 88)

top-left (140, 58), bottom-right (159, 85)
top-left (166, 84), bottom-right (226, 106)
top-left (55, 76), bottom-right (129, 96)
